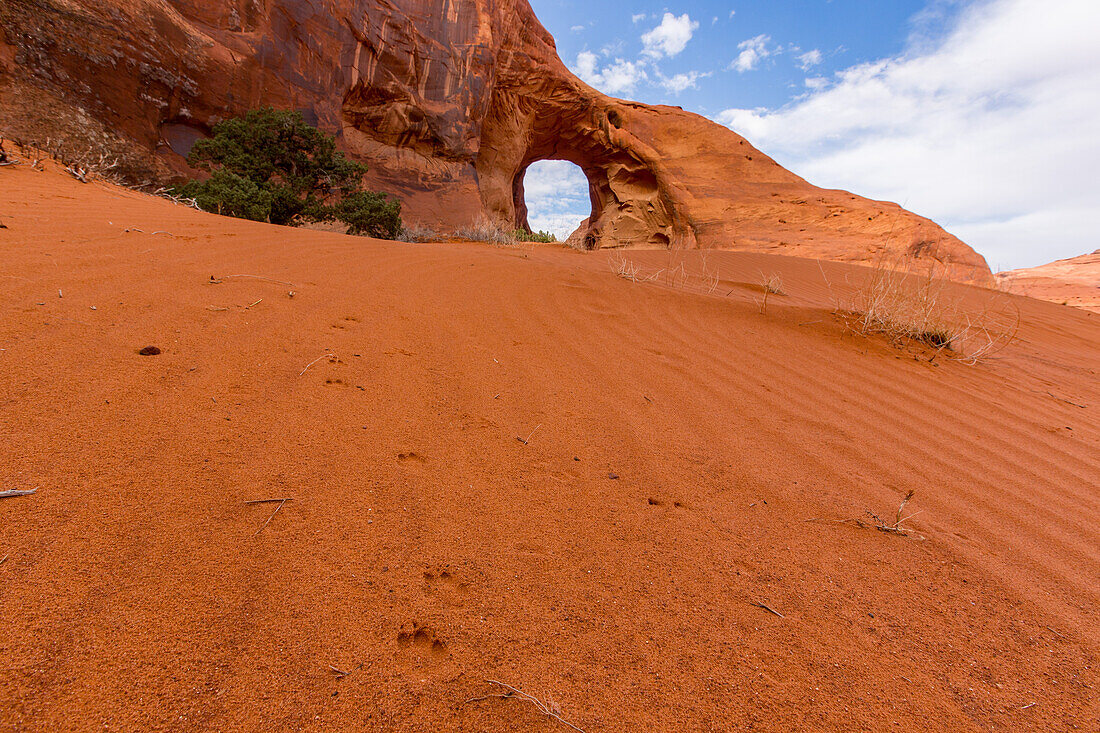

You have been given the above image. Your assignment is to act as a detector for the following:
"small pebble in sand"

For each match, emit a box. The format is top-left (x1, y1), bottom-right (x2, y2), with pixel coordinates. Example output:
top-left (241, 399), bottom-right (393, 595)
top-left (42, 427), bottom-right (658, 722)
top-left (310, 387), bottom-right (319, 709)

top-left (139, 346), bottom-right (162, 356)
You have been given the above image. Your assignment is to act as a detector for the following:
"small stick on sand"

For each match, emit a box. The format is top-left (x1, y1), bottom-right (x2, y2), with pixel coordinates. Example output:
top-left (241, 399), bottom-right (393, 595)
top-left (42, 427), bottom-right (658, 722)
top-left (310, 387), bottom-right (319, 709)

top-left (245, 298), bottom-right (263, 309)
top-left (328, 665), bottom-right (349, 677)
top-left (467, 680), bottom-right (585, 732)
top-left (1045, 391), bottom-right (1086, 409)
top-left (751, 601), bottom-right (785, 618)
top-left (226, 274), bottom-right (295, 287)
top-left (250, 497), bottom-right (292, 536)
top-left (300, 351), bottom-right (336, 376)
top-left (0, 555), bottom-right (8, 566)
top-left (207, 306), bottom-right (229, 312)
top-left (1020, 702), bottom-right (1037, 710)
top-left (244, 498), bottom-right (293, 505)
top-left (0, 488), bottom-right (37, 499)
top-left (516, 424), bottom-right (542, 445)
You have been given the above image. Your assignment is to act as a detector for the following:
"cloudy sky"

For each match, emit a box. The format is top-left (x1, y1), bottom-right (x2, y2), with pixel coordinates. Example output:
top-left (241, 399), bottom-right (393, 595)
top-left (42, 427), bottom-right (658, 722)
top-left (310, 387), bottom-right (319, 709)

top-left (525, 0), bottom-right (1100, 271)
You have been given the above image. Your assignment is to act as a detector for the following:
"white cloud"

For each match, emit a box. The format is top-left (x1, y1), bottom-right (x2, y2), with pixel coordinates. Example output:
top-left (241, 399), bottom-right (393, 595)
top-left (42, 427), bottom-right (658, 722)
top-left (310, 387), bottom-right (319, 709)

top-left (714, 0), bottom-right (1100, 270)
top-left (523, 160), bottom-right (591, 241)
top-left (659, 71), bottom-right (711, 94)
top-left (572, 52), bottom-right (647, 95)
top-left (804, 77), bottom-right (828, 90)
top-left (570, 25), bottom-right (585, 33)
top-left (641, 12), bottom-right (700, 58)
top-left (631, 13), bottom-right (647, 24)
top-left (797, 49), bottom-right (823, 70)
top-left (731, 34), bottom-right (772, 72)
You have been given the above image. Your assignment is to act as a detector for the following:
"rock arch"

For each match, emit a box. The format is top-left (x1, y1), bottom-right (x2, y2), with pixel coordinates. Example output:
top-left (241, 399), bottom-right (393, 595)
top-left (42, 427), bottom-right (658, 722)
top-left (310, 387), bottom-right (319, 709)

top-left (0, 0), bottom-right (993, 282)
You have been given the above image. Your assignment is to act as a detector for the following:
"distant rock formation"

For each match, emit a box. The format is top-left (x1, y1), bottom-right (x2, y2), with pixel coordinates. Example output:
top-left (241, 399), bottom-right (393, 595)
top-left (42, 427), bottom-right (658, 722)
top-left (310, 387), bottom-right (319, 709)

top-left (996, 251), bottom-right (1100, 313)
top-left (0, 0), bottom-right (992, 282)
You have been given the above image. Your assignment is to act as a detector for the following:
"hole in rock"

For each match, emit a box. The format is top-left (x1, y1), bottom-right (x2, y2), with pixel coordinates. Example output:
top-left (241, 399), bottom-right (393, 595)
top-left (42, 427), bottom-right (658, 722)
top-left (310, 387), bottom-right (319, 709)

top-left (516, 160), bottom-right (592, 244)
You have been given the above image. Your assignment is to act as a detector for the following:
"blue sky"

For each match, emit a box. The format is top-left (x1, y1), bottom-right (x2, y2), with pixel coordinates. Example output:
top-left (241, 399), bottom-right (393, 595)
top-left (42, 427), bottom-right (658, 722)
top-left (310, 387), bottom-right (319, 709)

top-left (524, 0), bottom-right (1100, 271)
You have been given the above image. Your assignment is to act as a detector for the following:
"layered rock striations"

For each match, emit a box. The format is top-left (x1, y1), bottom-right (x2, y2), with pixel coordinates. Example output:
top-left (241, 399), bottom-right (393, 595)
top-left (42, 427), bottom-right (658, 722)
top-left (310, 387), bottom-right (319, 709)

top-left (0, 0), bottom-right (991, 281)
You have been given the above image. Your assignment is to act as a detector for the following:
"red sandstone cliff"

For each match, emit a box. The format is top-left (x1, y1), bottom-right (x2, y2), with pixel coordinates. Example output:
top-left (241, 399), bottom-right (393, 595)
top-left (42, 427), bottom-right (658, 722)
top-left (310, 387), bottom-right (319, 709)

top-left (996, 251), bottom-right (1100, 313)
top-left (0, 0), bottom-right (992, 282)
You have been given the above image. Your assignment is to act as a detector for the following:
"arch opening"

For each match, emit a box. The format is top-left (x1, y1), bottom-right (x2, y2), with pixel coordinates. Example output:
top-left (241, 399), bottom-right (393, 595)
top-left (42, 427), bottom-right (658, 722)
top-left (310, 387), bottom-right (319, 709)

top-left (514, 159), bottom-right (594, 246)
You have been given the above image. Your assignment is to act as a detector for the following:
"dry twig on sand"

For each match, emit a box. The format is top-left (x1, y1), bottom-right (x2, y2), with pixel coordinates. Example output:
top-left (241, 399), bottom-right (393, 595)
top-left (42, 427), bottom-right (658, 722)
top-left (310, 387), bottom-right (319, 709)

top-left (750, 601), bottom-right (785, 618)
top-left (248, 497), bottom-right (292, 536)
top-left (466, 680), bottom-right (584, 732)
top-left (1044, 391), bottom-right (1087, 409)
top-left (516, 424), bottom-right (542, 445)
top-left (0, 488), bottom-right (37, 499)
top-left (226, 274), bottom-right (295, 286)
top-left (300, 351), bottom-right (337, 376)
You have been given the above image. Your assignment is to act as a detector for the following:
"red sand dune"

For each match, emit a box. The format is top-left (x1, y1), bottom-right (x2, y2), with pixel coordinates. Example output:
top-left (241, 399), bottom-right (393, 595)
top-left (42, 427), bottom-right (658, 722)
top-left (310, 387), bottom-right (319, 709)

top-left (1, 164), bottom-right (1098, 731)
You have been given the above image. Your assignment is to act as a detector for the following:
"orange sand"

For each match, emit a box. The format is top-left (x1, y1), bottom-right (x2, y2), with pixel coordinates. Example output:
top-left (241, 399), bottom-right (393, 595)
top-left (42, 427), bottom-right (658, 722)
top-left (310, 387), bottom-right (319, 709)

top-left (1, 164), bottom-right (1098, 731)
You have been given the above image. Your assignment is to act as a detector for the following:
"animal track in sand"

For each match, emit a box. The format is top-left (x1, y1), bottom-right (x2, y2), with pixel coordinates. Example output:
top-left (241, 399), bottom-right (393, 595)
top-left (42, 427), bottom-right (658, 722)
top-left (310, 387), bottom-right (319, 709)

top-left (647, 497), bottom-right (689, 509)
top-left (396, 622), bottom-right (449, 668)
top-left (423, 567), bottom-right (469, 606)
top-left (396, 451), bottom-right (427, 464)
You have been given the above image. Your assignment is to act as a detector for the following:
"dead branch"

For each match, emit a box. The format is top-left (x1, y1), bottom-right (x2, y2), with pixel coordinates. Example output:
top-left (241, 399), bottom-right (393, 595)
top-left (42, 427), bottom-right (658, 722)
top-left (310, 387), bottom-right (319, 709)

top-left (65, 164), bottom-right (89, 183)
top-left (468, 680), bottom-right (585, 732)
top-left (0, 488), bottom-right (37, 499)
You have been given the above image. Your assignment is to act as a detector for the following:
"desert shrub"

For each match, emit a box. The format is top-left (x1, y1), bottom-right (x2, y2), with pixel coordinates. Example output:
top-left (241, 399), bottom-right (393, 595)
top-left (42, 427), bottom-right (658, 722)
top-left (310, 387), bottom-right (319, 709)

top-left (512, 229), bottom-right (557, 243)
top-left (332, 191), bottom-right (402, 238)
top-left (174, 170), bottom-right (272, 221)
top-left (171, 107), bottom-right (401, 237)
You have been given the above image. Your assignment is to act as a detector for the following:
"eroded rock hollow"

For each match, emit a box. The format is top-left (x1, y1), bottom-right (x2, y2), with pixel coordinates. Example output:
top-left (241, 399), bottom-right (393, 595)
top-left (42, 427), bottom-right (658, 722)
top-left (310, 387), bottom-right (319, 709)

top-left (0, 0), bottom-right (992, 281)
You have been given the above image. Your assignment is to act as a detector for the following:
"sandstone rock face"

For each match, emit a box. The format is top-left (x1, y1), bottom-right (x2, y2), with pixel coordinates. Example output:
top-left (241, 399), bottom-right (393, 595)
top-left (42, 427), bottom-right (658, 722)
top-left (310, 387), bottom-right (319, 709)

top-left (0, 0), bottom-right (992, 282)
top-left (996, 251), bottom-right (1100, 313)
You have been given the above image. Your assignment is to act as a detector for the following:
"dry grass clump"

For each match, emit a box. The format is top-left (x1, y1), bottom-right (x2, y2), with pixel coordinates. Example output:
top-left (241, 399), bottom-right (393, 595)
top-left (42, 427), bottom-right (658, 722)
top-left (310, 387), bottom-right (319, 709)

top-left (759, 272), bottom-right (785, 314)
top-left (455, 218), bottom-right (515, 246)
top-left (397, 222), bottom-right (441, 242)
top-left (868, 489), bottom-right (919, 535)
top-left (610, 253), bottom-right (646, 282)
top-left (832, 257), bottom-right (1019, 363)
top-left (609, 251), bottom-right (722, 295)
